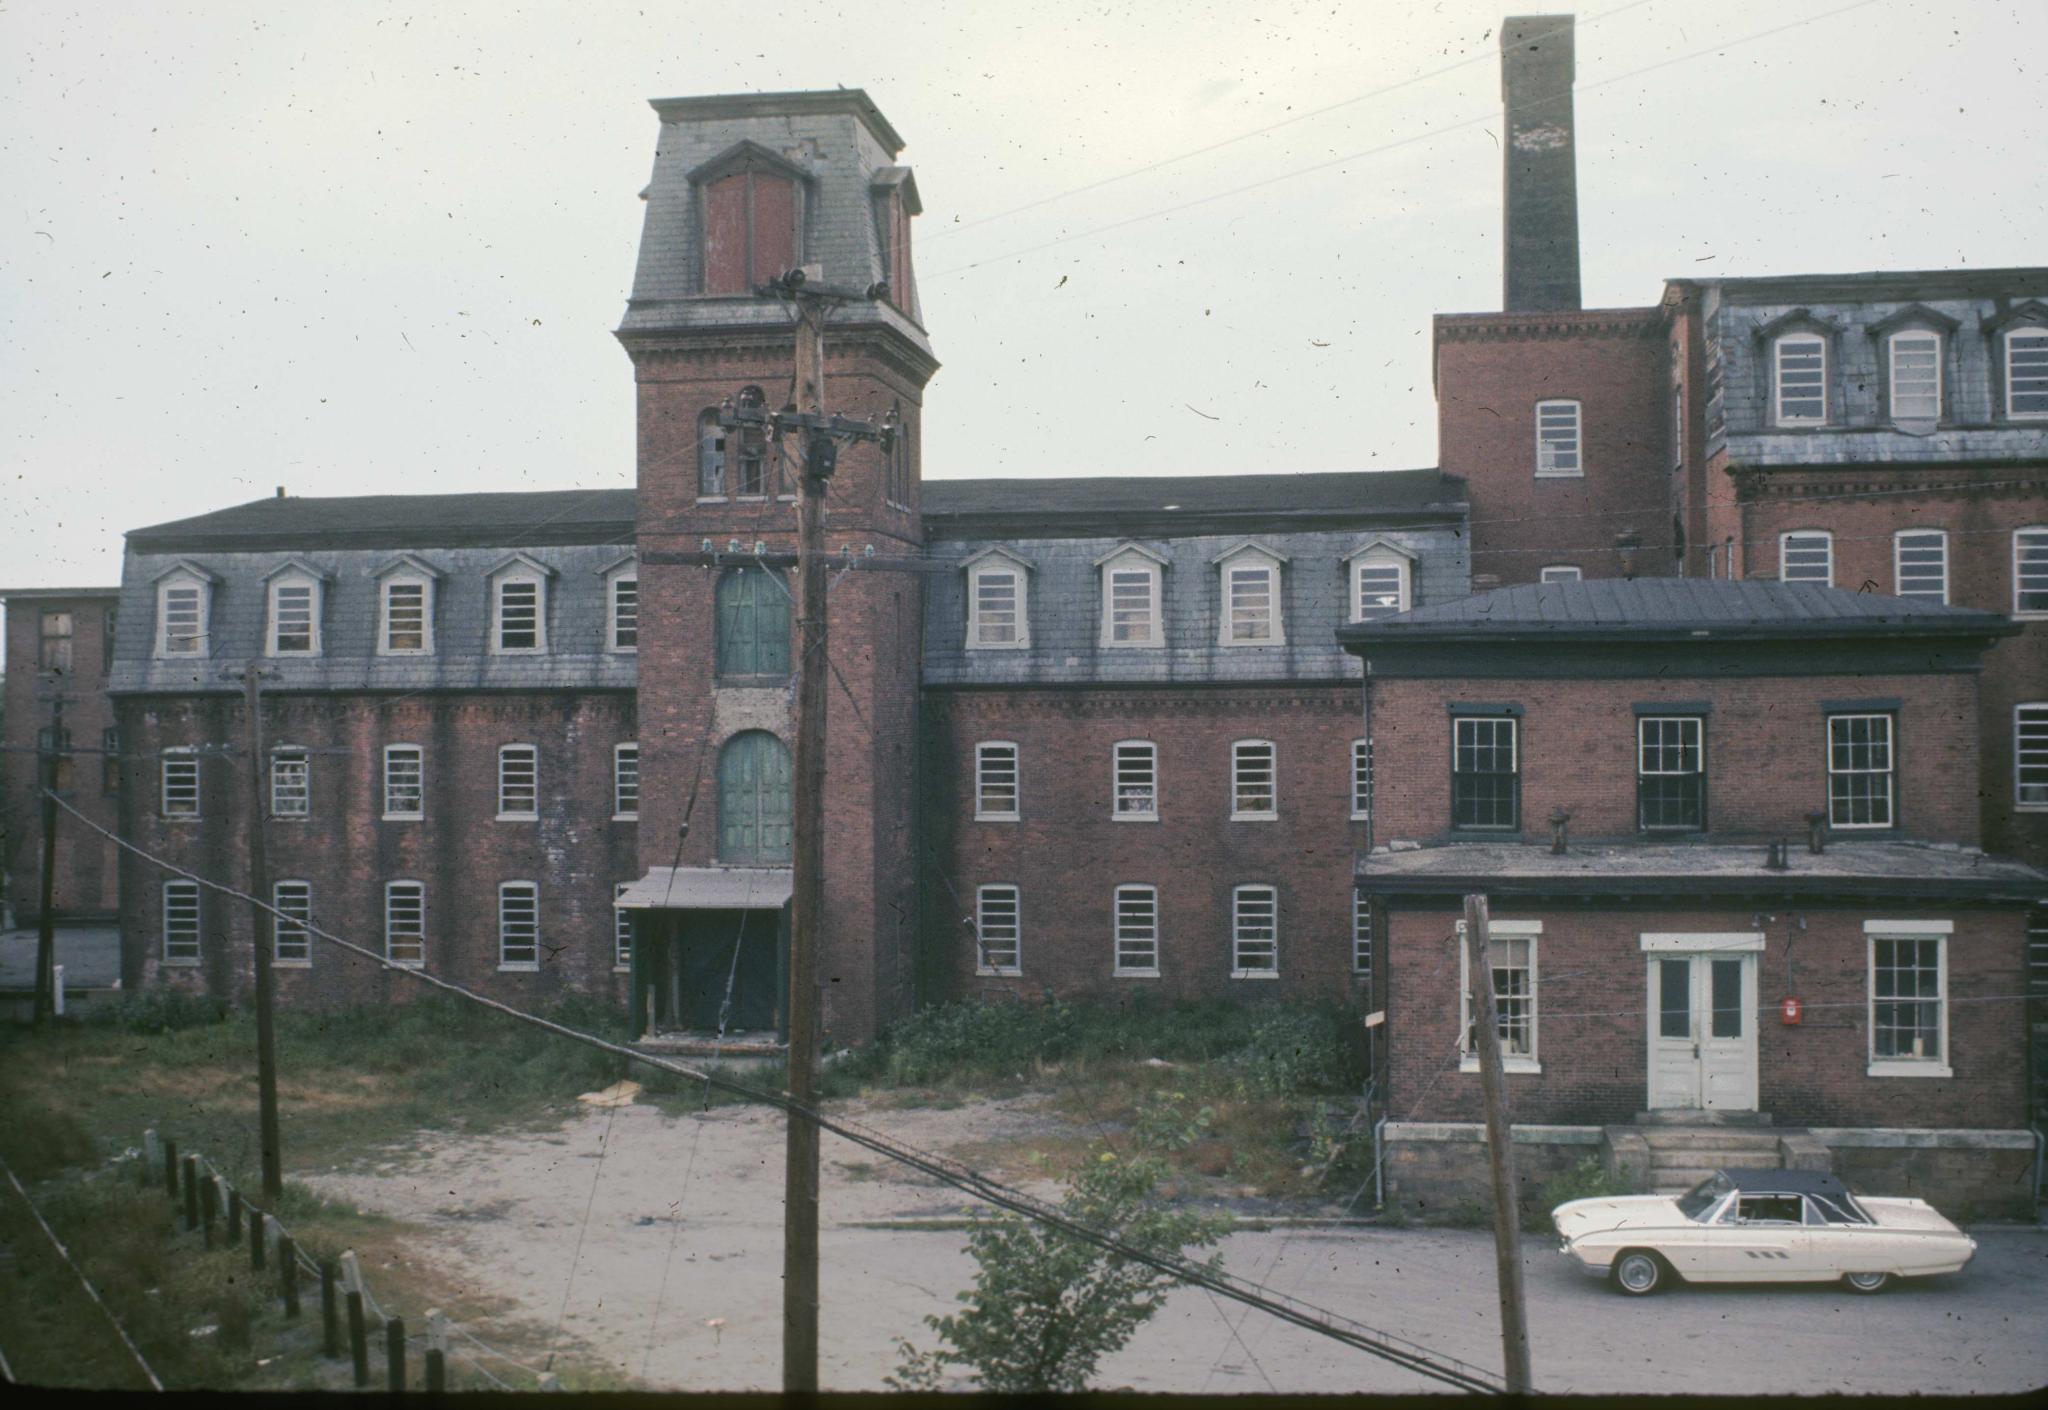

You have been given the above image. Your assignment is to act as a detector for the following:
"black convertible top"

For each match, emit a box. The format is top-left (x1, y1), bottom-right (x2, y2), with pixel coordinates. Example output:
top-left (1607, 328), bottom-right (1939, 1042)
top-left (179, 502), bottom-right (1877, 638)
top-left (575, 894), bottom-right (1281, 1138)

top-left (1719, 1168), bottom-right (1856, 1199)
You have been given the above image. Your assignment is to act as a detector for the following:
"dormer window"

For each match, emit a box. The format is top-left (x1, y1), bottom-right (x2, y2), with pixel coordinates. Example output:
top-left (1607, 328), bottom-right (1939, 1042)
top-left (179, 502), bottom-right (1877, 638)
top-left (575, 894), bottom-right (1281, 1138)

top-left (264, 561), bottom-right (326, 657)
top-left (1887, 331), bottom-right (1942, 421)
top-left (1774, 333), bottom-right (1827, 424)
top-left (692, 143), bottom-right (807, 297)
top-left (1095, 545), bottom-right (1166, 648)
top-left (963, 549), bottom-right (1031, 650)
top-left (602, 556), bottom-right (639, 653)
top-left (2007, 327), bottom-right (2048, 418)
top-left (1213, 542), bottom-right (1287, 646)
top-left (375, 556), bottom-right (437, 656)
top-left (1346, 540), bottom-right (1416, 622)
top-left (488, 555), bottom-right (554, 655)
top-left (153, 564), bottom-right (214, 658)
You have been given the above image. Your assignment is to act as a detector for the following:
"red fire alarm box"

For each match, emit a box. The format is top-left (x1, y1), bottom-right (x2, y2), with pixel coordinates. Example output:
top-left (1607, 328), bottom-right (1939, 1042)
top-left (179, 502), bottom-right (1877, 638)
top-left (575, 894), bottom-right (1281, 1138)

top-left (1780, 996), bottom-right (1803, 1026)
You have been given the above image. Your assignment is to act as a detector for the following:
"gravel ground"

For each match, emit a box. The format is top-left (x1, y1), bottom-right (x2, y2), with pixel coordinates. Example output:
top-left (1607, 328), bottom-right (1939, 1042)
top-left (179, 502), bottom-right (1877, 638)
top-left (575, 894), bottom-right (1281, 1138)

top-left (304, 1099), bottom-right (2048, 1395)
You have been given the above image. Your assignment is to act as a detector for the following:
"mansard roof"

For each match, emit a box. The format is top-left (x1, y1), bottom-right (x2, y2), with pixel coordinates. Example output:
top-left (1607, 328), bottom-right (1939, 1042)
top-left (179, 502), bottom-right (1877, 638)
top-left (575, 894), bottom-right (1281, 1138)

top-left (923, 468), bottom-right (1463, 536)
top-left (127, 489), bottom-right (637, 554)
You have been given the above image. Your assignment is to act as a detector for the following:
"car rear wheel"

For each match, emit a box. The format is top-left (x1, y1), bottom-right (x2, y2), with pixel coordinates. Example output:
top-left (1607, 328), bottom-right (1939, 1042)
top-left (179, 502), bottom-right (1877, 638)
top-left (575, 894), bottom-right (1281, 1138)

top-left (1842, 1271), bottom-right (1892, 1294)
top-left (1612, 1250), bottom-right (1667, 1296)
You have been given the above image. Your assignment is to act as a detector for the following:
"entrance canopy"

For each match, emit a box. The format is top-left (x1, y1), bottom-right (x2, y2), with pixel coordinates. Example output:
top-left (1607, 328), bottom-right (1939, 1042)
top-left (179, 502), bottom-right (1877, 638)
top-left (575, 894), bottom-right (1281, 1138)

top-left (615, 866), bottom-right (792, 911)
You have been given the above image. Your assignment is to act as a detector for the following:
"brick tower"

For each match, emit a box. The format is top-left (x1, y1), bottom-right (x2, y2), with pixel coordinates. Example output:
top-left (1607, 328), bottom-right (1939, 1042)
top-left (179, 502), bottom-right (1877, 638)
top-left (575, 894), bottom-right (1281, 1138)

top-left (616, 90), bottom-right (938, 1045)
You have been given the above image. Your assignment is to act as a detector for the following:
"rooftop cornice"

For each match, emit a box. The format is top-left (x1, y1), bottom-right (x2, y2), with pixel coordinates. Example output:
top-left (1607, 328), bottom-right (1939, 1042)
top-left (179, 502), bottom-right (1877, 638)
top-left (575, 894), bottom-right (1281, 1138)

top-left (1433, 307), bottom-right (1663, 343)
top-left (648, 89), bottom-right (905, 155)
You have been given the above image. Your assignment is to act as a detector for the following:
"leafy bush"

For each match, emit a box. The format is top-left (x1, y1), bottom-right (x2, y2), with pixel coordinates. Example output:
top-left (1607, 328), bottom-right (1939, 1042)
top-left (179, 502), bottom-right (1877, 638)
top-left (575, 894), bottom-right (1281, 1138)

top-left (1539, 1154), bottom-right (1636, 1232)
top-left (1131, 1092), bottom-right (1214, 1153)
top-left (79, 987), bottom-right (228, 1034)
top-left (1218, 1006), bottom-right (1357, 1096)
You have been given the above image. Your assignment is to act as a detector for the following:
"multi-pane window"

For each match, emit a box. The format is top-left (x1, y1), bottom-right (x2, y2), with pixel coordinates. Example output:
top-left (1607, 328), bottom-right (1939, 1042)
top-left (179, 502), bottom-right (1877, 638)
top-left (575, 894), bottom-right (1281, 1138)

top-left (1888, 332), bottom-right (1941, 420)
top-left (101, 727), bottom-right (120, 796)
top-left (270, 748), bottom-right (309, 818)
top-left (730, 387), bottom-right (772, 497)
top-left (268, 578), bottom-right (318, 655)
top-left (1538, 565), bottom-right (1582, 584)
top-left (2015, 704), bottom-right (2048, 809)
top-left (1351, 738), bottom-right (1373, 820)
top-left (383, 745), bottom-right (424, 819)
top-left (273, 881), bottom-right (312, 966)
top-left (1637, 716), bottom-right (1705, 831)
top-left (498, 883), bottom-right (540, 971)
top-left (975, 884), bottom-right (1021, 975)
top-left (1460, 924), bottom-right (1537, 1066)
top-left (611, 575), bottom-right (639, 652)
top-left (698, 409), bottom-right (727, 497)
top-left (975, 742), bottom-right (1020, 820)
top-left (1114, 741), bottom-right (1157, 819)
top-left (1870, 934), bottom-right (1945, 1069)
top-left (161, 751), bottom-right (200, 819)
top-left (1827, 713), bottom-right (1895, 829)
top-left (494, 576), bottom-right (544, 652)
top-left (614, 742), bottom-right (639, 819)
top-left (1114, 885), bottom-right (1159, 976)
top-left (1223, 561), bottom-right (1280, 644)
top-left (1779, 530), bottom-right (1833, 585)
top-left (614, 885), bottom-right (634, 970)
top-left (1534, 399), bottom-right (1582, 476)
top-left (1231, 885), bottom-right (1278, 977)
top-left (1352, 891), bottom-right (1373, 977)
top-left (2015, 528), bottom-right (2048, 615)
top-left (163, 881), bottom-right (201, 963)
top-left (1774, 334), bottom-right (1826, 423)
top-left (1231, 740), bottom-right (1277, 819)
top-left (715, 565), bottom-right (790, 676)
top-left (380, 578), bottom-right (431, 654)
top-left (1352, 556), bottom-right (1410, 620)
top-left (1452, 715), bottom-right (1518, 830)
top-left (1893, 530), bottom-right (1948, 601)
top-left (1105, 565), bottom-right (1161, 646)
top-left (498, 745), bottom-right (539, 819)
top-left (385, 882), bottom-right (426, 967)
top-left (40, 611), bottom-right (73, 672)
top-left (2008, 329), bottom-right (2048, 417)
top-left (969, 565), bottom-right (1026, 648)
top-left (158, 577), bottom-right (207, 656)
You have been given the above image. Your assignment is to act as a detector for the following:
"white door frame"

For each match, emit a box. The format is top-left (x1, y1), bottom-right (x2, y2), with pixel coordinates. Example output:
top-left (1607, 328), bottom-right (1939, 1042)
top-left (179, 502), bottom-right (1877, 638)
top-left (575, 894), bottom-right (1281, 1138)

top-left (1642, 932), bottom-right (1763, 1112)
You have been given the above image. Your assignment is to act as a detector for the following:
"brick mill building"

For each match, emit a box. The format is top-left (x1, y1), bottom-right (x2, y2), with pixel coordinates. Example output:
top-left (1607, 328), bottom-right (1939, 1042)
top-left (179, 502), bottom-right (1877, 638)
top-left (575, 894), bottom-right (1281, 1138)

top-left (3, 18), bottom-right (2043, 1208)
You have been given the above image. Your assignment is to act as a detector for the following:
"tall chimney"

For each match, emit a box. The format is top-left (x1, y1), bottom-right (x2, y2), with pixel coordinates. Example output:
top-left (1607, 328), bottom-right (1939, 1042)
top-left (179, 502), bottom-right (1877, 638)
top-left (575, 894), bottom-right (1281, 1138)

top-left (1500, 14), bottom-right (1582, 312)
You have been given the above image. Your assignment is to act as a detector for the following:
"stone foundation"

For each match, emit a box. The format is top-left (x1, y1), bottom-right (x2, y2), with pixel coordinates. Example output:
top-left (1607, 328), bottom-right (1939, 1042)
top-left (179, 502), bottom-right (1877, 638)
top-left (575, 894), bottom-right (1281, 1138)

top-left (1809, 1128), bottom-right (2038, 1222)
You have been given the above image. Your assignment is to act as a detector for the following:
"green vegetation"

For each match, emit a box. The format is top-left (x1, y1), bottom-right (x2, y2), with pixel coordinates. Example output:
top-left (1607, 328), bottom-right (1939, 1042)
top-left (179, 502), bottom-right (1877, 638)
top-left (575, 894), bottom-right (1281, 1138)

top-left (1539, 1154), bottom-right (1639, 1232)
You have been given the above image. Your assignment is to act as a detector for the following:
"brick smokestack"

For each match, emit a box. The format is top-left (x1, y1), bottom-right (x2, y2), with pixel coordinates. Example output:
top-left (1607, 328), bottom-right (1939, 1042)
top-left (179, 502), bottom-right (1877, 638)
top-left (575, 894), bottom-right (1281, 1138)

top-left (1500, 14), bottom-right (1582, 311)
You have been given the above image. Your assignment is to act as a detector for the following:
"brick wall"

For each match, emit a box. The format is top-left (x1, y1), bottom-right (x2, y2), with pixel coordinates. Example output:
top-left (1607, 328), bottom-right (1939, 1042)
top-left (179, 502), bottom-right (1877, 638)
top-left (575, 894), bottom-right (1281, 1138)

top-left (3, 596), bottom-right (122, 920)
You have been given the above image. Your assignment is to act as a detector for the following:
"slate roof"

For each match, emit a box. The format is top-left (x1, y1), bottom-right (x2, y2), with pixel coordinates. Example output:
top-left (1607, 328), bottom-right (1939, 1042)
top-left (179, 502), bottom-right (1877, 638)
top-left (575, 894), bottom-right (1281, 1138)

top-left (126, 490), bottom-right (637, 554)
top-left (1337, 577), bottom-right (2015, 644)
top-left (923, 468), bottom-right (1462, 535)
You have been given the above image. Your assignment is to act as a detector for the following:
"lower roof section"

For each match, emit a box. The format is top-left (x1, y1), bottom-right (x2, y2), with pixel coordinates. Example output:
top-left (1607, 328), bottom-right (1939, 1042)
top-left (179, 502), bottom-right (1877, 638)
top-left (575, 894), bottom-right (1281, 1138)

top-left (616, 866), bottom-right (792, 910)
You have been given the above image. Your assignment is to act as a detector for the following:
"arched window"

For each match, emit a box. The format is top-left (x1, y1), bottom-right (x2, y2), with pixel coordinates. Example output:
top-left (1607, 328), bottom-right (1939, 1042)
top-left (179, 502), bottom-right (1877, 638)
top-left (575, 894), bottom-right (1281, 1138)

top-left (698, 409), bottom-right (726, 498)
top-left (716, 564), bottom-right (790, 677)
top-left (718, 731), bottom-right (792, 863)
top-left (734, 385), bottom-right (772, 497)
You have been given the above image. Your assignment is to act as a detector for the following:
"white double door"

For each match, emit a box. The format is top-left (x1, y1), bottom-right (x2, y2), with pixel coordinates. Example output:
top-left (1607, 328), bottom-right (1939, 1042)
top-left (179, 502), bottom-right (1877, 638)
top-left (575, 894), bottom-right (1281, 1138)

top-left (1646, 948), bottom-right (1759, 1111)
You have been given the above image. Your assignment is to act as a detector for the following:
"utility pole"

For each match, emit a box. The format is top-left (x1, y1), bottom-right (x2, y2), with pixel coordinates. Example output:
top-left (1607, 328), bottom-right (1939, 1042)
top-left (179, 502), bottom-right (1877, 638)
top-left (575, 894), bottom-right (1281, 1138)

top-left (1464, 892), bottom-right (1532, 1395)
top-left (32, 691), bottom-right (65, 1027)
top-left (236, 662), bottom-right (285, 1205)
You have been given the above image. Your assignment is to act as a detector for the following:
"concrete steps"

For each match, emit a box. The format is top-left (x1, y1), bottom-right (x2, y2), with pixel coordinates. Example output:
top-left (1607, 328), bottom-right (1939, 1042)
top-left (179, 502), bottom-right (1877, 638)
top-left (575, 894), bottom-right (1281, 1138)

top-left (1638, 1125), bottom-right (1788, 1195)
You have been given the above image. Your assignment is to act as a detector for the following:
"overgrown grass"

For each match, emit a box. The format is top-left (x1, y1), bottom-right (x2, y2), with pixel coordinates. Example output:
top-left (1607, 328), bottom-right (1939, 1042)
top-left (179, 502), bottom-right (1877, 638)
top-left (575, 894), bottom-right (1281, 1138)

top-left (1538, 1154), bottom-right (1639, 1233)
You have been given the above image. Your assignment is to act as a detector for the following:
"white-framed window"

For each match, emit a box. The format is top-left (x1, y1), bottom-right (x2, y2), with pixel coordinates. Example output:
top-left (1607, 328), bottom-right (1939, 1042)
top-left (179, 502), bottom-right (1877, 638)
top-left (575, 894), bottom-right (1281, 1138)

top-left (975, 884), bottom-right (1021, 976)
top-left (270, 747), bottom-right (309, 818)
top-left (1452, 716), bottom-right (1519, 830)
top-left (379, 576), bottom-right (434, 655)
top-left (1638, 715), bottom-right (1706, 831)
top-left (1351, 554), bottom-right (1411, 621)
top-left (1352, 891), bottom-right (1372, 977)
top-left (498, 882), bottom-right (540, 972)
top-left (2015, 527), bottom-right (2048, 617)
top-left (1534, 398), bottom-right (1582, 476)
top-left (1774, 333), bottom-right (1827, 424)
top-left (1350, 738), bottom-right (1373, 820)
top-left (614, 884), bottom-right (634, 971)
top-left (1098, 548), bottom-right (1164, 648)
top-left (1887, 331), bottom-right (1941, 421)
top-left (162, 880), bottom-right (201, 964)
top-left (610, 573), bottom-right (639, 653)
top-left (1231, 884), bottom-right (1278, 978)
top-left (1538, 565), bottom-right (1582, 584)
top-left (2006, 328), bottom-right (2048, 418)
top-left (966, 559), bottom-right (1029, 649)
top-left (1216, 548), bottom-right (1285, 645)
top-left (1231, 739), bottom-right (1277, 820)
top-left (492, 573), bottom-right (547, 653)
top-left (161, 750), bottom-right (200, 819)
top-left (1866, 920), bottom-right (1950, 1077)
top-left (2015, 704), bottom-right (2048, 810)
top-left (1827, 713), bottom-right (1895, 830)
top-left (614, 742), bottom-right (639, 820)
top-left (266, 574), bottom-right (321, 656)
top-left (273, 880), bottom-right (312, 967)
top-left (382, 744), bottom-right (423, 820)
top-left (1893, 529), bottom-right (1948, 601)
top-left (385, 881), bottom-right (426, 968)
top-left (1457, 918), bottom-right (1540, 1072)
top-left (1114, 884), bottom-right (1160, 977)
top-left (498, 744), bottom-right (539, 820)
top-left (1113, 740), bottom-right (1157, 820)
top-left (975, 741), bottom-right (1019, 821)
top-left (1779, 530), bottom-right (1833, 585)
top-left (156, 572), bottom-right (209, 657)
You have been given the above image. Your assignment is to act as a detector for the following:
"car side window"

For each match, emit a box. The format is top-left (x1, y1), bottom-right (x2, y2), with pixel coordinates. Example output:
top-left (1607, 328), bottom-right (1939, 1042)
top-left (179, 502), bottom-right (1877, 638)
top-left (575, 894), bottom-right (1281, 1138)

top-left (1736, 1195), bottom-right (1802, 1225)
top-left (1807, 1194), bottom-right (1866, 1225)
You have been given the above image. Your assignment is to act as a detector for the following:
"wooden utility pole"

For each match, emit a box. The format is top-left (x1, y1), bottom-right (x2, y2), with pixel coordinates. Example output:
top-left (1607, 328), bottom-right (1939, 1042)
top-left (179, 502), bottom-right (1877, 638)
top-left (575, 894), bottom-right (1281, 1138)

top-left (32, 695), bottom-right (64, 1027)
top-left (239, 663), bottom-right (285, 1205)
top-left (1464, 892), bottom-right (1532, 1395)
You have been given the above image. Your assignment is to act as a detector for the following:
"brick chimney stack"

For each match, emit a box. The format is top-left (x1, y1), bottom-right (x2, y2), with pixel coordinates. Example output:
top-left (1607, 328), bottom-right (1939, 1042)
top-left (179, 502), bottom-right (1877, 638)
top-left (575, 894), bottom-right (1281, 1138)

top-left (1500, 14), bottom-right (1582, 312)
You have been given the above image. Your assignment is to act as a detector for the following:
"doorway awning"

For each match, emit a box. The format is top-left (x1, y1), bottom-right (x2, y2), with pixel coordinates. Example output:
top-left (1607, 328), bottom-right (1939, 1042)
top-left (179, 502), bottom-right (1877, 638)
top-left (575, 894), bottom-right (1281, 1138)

top-left (615, 867), bottom-right (793, 910)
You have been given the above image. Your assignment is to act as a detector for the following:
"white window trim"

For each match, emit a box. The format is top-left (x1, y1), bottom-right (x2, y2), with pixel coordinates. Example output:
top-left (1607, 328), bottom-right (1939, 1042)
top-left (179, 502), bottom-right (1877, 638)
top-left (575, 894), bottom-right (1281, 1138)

top-left (1538, 565), bottom-right (1582, 584)
top-left (1533, 398), bottom-right (1583, 478)
top-left (974, 741), bottom-right (1020, 822)
top-left (1457, 918), bottom-right (1542, 1074)
top-left (377, 575), bottom-right (436, 656)
top-left (2004, 327), bottom-right (2048, 419)
top-left (608, 570), bottom-right (640, 655)
top-left (2014, 527), bottom-right (2048, 620)
top-left (269, 745), bottom-right (310, 821)
top-left (1864, 921), bottom-right (1952, 1079)
top-left (497, 881), bottom-right (541, 973)
top-left (613, 741), bottom-right (640, 821)
top-left (272, 880), bottom-right (314, 969)
top-left (1826, 712), bottom-right (1895, 831)
top-left (1230, 883), bottom-right (1279, 979)
top-left (1214, 547), bottom-right (1286, 647)
top-left (1112, 739), bottom-right (1159, 822)
top-left (613, 883), bottom-right (634, 973)
top-left (1779, 529), bottom-right (1834, 586)
top-left (1773, 333), bottom-right (1828, 426)
top-left (1886, 330), bottom-right (1943, 422)
top-left (1230, 739), bottom-right (1278, 822)
top-left (1350, 738), bottom-right (1372, 821)
top-left (491, 571), bottom-right (549, 655)
top-left (1113, 883), bottom-right (1161, 978)
top-left (384, 881), bottom-right (427, 969)
top-left (161, 880), bottom-right (201, 967)
top-left (1097, 548), bottom-right (1165, 649)
top-left (382, 744), bottom-right (424, 821)
top-left (265, 574), bottom-right (323, 657)
top-left (1352, 890), bottom-right (1372, 976)
top-left (2016, 702), bottom-right (2048, 812)
top-left (160, 748), bottom-right (200, 821)
top-left (497, 743), bottom-right (540, 821)
top-left (1348, 550), bottom-right (1413, 622)
top-left (974, 883), bottom-right (1022, 977)
top-left (966, 559), bottom-right (1031, 650)
top-left (154, 571), bottom-right (210, 658)
top-left (1892, 529), bottom-right (1949, 603)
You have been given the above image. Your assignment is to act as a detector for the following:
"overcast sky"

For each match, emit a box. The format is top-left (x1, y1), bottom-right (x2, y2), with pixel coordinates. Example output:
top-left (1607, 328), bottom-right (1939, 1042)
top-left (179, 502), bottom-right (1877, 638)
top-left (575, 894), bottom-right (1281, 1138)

top-left (3, 0), bottom-right (2042, 591)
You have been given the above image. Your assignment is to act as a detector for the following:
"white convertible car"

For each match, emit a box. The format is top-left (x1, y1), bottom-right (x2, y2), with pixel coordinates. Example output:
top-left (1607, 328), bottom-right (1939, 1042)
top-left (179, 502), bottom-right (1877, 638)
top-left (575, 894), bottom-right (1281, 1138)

top-left (1555, 1168), bottom-right (1975, 1296)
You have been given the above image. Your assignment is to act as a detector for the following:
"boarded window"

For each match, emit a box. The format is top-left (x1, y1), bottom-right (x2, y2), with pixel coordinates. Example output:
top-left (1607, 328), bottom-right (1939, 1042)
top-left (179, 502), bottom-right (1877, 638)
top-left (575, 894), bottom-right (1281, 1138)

top-left (40, 611), bottom-right (73, 672)
top-left (715, 565), bottom-right (790, 677)
top-left (717, 731), bottom-right (792, 864)
top-left (698, 409), bottom-right (728, 497)
top-left (702, 170), bottom-right (799, 296)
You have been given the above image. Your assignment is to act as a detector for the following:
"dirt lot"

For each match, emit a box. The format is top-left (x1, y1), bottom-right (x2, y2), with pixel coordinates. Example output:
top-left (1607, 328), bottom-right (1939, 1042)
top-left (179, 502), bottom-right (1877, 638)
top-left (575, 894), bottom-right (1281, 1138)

top-left (304, 1095), bottom-right (2048, 1395)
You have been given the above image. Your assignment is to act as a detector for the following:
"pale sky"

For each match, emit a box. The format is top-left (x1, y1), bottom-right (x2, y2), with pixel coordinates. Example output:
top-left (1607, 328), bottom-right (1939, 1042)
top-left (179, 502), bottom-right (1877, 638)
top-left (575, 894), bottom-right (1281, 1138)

top-left (3, 0), bottom-right (2042, 591)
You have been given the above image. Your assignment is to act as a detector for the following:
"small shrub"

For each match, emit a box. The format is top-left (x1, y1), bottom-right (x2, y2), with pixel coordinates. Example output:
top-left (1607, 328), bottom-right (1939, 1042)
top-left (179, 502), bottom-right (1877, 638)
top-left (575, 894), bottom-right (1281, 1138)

top-left (1217, 1006), bottom-right (1357, 1097)
top-left (80, 988), bottom-right (228, 1034)
top-left (1539, 1154), bottom-right (1636, 1233)
top-left (1131, 1092), bottom-right (1214, 1153)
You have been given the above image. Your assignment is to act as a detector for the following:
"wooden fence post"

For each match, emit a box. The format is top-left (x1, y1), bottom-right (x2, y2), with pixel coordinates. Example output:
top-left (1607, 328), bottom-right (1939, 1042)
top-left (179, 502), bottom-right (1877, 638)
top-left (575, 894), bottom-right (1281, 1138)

top-left (227, 1186), bottom-right (243, 1247)
top-left (200, 1171), bottom-right (217, 1248)
top-left (163, 1139), bottom-right (179, 1200)
top-left (142, 1130), bottom-right (160, 1188)
top-left (385, 1316), bottom-right (407, 1392)
top-left (321, 1259), bottom-right (341, 1358)
top-left (181, 1155), bottom-right (199, 1232)
top-left (278, 1234), bottom-right (301, 1319)
top-left (250, 1211), bottom-right (267, 1274)
top-left (425, 1346), bottom-right (446, 1391)
top-left (346, 1290), bottom-right (370, 1388)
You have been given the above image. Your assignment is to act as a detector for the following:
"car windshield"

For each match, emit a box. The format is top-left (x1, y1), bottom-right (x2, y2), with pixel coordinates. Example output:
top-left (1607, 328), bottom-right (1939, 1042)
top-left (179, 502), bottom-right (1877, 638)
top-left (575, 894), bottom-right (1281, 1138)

top-left (1676, 1172), bottom-right (1733, 1221)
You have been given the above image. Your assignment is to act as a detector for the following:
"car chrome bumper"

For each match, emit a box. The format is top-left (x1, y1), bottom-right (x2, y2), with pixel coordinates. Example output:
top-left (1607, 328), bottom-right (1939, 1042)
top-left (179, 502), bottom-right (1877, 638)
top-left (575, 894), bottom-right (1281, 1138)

top-left (1558, 1240), bottom-right (1610, 1277)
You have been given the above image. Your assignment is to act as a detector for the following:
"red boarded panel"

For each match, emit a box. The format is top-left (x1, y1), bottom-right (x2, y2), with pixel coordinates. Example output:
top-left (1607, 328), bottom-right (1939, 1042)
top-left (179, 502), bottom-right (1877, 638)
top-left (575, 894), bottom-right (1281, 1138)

top-left (751, 174), bottom-right (797, 285)
top-left (703, 173), bottom-right (749, 294)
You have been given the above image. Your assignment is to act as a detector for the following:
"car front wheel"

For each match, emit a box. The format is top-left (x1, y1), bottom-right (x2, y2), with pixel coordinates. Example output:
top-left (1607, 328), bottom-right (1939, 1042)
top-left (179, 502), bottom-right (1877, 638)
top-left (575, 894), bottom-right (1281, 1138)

top-left (1842, 1271), bottom-right (1892, 1294)
top-left (1612, 1250), bottom-right (1667, 1296)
